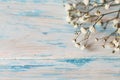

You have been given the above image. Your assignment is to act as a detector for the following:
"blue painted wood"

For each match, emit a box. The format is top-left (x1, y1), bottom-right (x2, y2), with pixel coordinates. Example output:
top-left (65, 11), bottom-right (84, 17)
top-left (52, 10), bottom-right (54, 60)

top-left (0, 0), bottom-right (119, 80)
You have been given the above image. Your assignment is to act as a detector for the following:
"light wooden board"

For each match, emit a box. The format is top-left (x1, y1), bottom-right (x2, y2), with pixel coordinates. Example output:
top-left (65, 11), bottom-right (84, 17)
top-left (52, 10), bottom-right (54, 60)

top-left (0, 0), bottom-right (119, 80)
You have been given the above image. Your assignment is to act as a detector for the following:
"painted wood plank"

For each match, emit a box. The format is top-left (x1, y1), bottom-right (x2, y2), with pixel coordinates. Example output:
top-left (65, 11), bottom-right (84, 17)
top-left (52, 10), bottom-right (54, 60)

top-left (0, 0), bottom-right (119, 80)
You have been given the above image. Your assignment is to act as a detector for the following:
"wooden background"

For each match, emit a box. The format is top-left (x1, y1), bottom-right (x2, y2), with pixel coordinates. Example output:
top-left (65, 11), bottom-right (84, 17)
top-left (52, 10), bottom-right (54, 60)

top-left (0, 0), bottom-right (119, 80)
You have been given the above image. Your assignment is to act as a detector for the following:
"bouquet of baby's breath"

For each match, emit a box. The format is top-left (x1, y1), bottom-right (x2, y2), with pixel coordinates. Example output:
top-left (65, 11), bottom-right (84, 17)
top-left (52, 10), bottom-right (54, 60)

top-left (64, 0), bottom-right (120, 53)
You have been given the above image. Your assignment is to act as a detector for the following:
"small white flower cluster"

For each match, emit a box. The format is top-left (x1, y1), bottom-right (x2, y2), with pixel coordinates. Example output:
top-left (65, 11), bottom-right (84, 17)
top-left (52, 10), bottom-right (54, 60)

top-left (115, 0), bottom-right (120, 4)
top-left (64, 0), bottom-right (120, 53)
top-left (64, 2), bottom-right (91, 28)
top-left (74, 42), bottom-right (87, 50)
top-left (80, 26), bottom-right (96, 34)
top-left (100, 0), bottom-right (120, 4)
top-left (108, 38), bottom-right (120, 53)
top-left (113, 18), bottom-right (120, 28)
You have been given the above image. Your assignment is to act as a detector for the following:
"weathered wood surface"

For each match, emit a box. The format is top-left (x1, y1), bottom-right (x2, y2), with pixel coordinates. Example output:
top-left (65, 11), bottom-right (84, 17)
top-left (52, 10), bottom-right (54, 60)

top-left (0, 0), bottom-right (119, 80)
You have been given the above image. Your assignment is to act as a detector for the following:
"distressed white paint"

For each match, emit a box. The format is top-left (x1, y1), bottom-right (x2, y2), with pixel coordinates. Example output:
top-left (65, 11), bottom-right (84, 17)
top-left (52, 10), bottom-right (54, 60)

top-left (0, 0), bottom-right (119, 80)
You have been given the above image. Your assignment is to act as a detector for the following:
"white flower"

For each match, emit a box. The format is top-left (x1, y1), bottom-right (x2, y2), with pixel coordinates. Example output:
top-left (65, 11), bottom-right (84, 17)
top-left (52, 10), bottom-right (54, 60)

top-left (76, 11), bottom-right (81, 16)
top-left (115, 0), bottom-right (120, 4)
top-left (66, 16), bottom-right (72, 22)
top-left (115, 42), bottom-right (120, 47)
top-left (75, 43), bottom-right (80, 48)
top-left (115, 42), bottom-right (119, 47)
top-left (108, 42), bottom-right (115, 48)
top-left (73, 3), bottom-right (77, 8)
top-left (80, 45), bottom-right (86, 50)
top-left (100, 0), bottom-right (105, 3)
top-left (72, 39), bottom-right (76, 43)
top-left (80, 27), bottom-right (87, 34)
top-left (66, 11), bottom-right (70, 15)
top-left (89, 26), bottom-right (96, 33)
top-left (74, 24), bottom-right (78, 28)
top-left (113, 24), bottom-right (119, 28)
top-left (93, 2), bottom-right (98, 7)
top-left (65, 3), bottom-right (73, 11)
top-left (83, 0), bottom-right (89, 6)
top-left (112, 39), bottom-right (118, 44)
top-left (78, 17), bottom-right (90, 24)
top-left (70, 18), bottom-right (78, 26)
top-left (114, 47), bottom-right (120, 51)
top-left (96, 20), bottom-right (103, 26)
top-left (113, 18), bottom-right (119, 25)
top-left (84, 13), bottom-right (90, 18)
top-left (112, 39), bottom-right (119, 47)
top-left (95, 10), bottom-right (101, 16)
top-left (78, 17), bottom-right (85, 23)
top-left (95, 38), bottom-right (99, 42)
top-left (117, 28), bottom-right (120, 34)
top-left (105, 4), bottom-right (110, 10)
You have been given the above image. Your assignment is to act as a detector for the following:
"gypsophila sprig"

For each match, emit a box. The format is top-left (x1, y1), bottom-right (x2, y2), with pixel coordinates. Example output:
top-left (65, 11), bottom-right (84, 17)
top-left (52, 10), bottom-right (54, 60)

top-left (64, 0), bottom-right (120, 53)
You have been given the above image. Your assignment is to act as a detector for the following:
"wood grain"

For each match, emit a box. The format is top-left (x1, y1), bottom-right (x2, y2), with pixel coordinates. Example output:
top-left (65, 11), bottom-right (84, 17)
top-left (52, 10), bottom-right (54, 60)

top-left (0, 0), bottom-right (119, 80)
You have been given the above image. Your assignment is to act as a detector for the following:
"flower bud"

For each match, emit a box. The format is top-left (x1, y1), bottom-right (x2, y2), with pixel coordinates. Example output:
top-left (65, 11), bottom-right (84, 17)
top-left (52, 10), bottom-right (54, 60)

top-left (66, 16), bottom-right (72, 23)
top-left (109, 42), bottom-right (115, 48)
top-left (78, 17), bottom-right (86, 23)
top-left (80, 27), bottom-right (87, 34)
top-left (72, 39), bottom-right (76, 43)
top-left (75, 43), bottom-right (80, 48)
top-left (80, 45), bottom-right (86, 50)
top-left (95, 38), bottom-right (99, 42)
top-left (115, 0), bottom-right (120, 4)
top-left (115, 42), bottom-right (119, 47)
top-left (76, 10), bottom-right (82, 16)
top-left (96, 20), bottom-right (103, 26)
top-left (117, 28), bottom-right (120, 34)
top-left (114, 47), bottom-right (120, 52)
top-left (95, 10), bottom-right (101, 16)
top-left (112, 39), bottom-right (118, 44)
top-left (112, 50), bottom-right (115, 53)
top-left (112, 39), bottom-right (119, 47)
top-left (65, 3), bottom-right (73, 11)
top-left (93, 2), bottom-right (98, 7)
top-left (73, 3), bottom-right (77, 8)
top-left (102, 45), bottom-right (105, 48)
top-left (74, 24), bottom-right (78, 28)
top-left (100, 0), bottom-right (106, 3)
top-left (89, 26), bottom-right (96, 33)
top-left (104, 4), bottom-right (110, 10)
top-left (83, 0), bottom-right (89, 6)
top-left (113, 18), bottom-right (119, 25)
